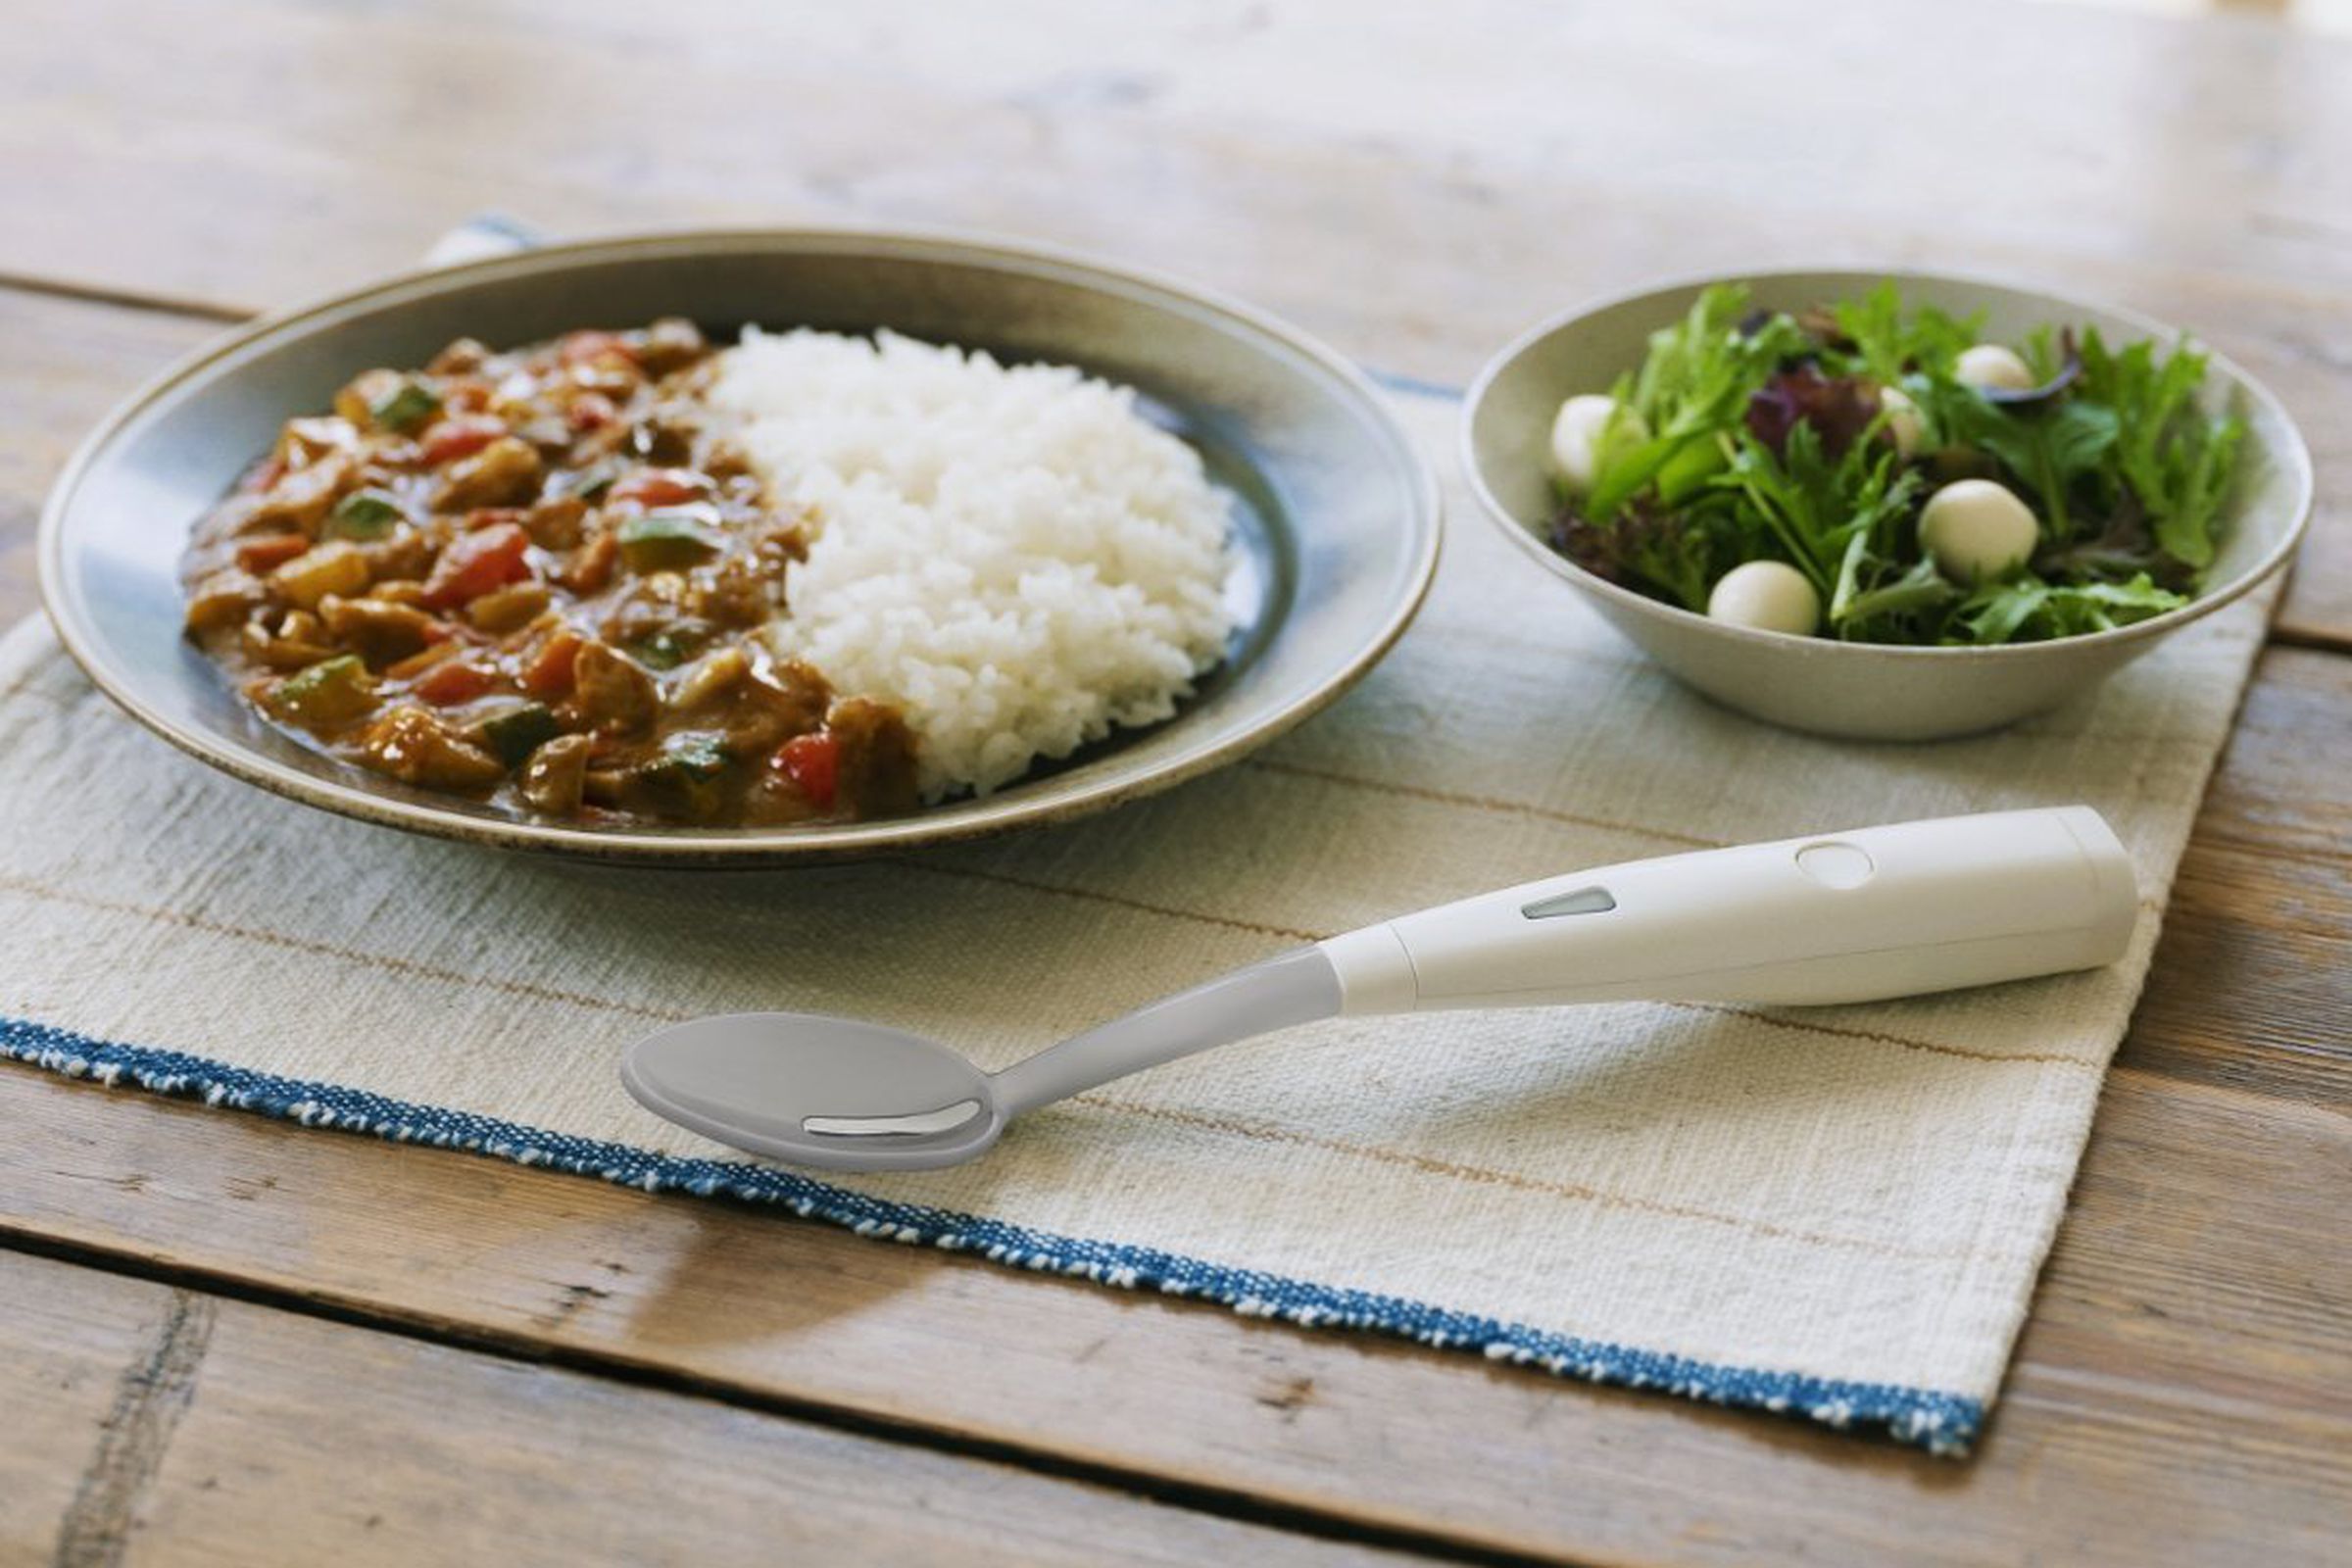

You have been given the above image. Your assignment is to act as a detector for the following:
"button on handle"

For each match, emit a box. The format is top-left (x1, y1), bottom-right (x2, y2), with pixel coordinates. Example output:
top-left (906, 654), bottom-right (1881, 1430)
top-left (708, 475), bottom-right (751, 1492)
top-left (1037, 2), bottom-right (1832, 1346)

top-left (1522, 885), bottom-right (1616, 919)
top-left (1794, 842), bottom-right (1875, 890)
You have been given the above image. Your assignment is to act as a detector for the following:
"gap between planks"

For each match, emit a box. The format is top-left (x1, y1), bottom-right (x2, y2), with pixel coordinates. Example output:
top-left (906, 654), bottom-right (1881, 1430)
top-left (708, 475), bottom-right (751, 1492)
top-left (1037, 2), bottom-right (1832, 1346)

top-left (0, 268), bottom-right (254, 325)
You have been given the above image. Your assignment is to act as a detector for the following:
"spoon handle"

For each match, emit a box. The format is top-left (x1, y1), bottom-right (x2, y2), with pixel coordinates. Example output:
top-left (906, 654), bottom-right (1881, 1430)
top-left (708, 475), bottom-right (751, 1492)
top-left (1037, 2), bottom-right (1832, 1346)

top-left (1318, 807), bottom-right (2136, 1015)
top-left (991, 808), bottom-right (2134, 1117)
top-left (989, 946), bottom-right (1342, 1116)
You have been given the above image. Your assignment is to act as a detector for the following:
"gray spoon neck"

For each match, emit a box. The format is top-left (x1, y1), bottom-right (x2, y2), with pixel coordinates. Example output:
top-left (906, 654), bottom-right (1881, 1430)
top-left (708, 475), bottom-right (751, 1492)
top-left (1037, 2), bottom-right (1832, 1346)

top-left (988, 946), bottom-right (1344, 1117)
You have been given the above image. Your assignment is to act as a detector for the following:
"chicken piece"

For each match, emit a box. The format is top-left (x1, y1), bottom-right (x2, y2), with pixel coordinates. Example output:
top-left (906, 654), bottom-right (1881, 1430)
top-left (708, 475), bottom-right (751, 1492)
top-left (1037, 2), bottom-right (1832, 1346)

top-left (357, 527), bottom-right (438, 586)
top-left (269, 539), bottom-right (371, 612)
top-left (433, 435), bottom-right (544, 511)
top-left (273, 416), bottom-right (360, 468)
top-left (518, 733), bottom-right (592, 814)
top-left (185, 568), bottom-right (266, 637)
top-left (701, 441), bottom-right (754, 483)
top-left (627, 416), bottom-right (694, 466)
top-left (568, 640), bottom-right (660, 735)
top-left (467, 582), bottom-right (553, 634)
top-left (319, 596), bottom-right (443, 666)
top-left (669, 646), bottom-right (748, 710)
top-left (557, 528), bottom-right (618, 595)
top-left (686, 554), bottom-right (776, 627)
top-left (248, 452), bottom-right (353, 534)
top-left (428, 338), bottom-right (491, 375)
top-left (240, 610), bottom-right (339, 671)
top-left (521, 495), bottom-right (587, 551)
top-left (635, 318), bottom-right (708, 376)
top-left (716, 660), bottom-right (831, 760)
top-left (358, 705), bottom-right (505, 791)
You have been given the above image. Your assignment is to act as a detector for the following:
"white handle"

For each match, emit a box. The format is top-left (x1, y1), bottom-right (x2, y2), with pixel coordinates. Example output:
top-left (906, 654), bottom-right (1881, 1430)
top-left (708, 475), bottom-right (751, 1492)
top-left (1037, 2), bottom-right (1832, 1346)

top-left (1318, 807), bottom-right (2137, 1013)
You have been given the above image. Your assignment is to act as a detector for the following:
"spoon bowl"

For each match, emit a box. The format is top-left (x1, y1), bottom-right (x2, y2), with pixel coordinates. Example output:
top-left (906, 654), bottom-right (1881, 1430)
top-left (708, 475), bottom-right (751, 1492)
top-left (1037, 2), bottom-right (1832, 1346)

top-left (621, 1013), bottom-right (1006, 1170)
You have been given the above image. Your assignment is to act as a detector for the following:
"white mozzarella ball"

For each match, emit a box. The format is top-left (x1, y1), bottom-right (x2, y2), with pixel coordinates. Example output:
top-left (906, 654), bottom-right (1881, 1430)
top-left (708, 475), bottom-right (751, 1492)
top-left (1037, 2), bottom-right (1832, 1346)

top-left (1549, 394), bottom-right (1645, 494)
top-left (1706, 561), bottom-right (1821, 636)
top-left (1955, 343), bottom-right (2035, 392)
top-left (1920, 479), bottom-right (2039, 583)
top-left (1877, 384), bottom-right (1925, 459)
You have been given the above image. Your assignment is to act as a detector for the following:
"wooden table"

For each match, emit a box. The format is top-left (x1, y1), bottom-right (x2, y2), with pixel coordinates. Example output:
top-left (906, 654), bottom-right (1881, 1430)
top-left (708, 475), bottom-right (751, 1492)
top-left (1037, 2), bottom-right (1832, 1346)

top-left (5, 3), bottom-right (2347, 1563)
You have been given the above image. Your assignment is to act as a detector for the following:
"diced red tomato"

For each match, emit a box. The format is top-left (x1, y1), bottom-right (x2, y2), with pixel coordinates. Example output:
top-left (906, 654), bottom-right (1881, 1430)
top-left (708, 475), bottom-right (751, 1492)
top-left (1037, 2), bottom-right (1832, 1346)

top-left (413, 659), bottom-right (494, 707)
top-left (567, 393), bottom-right (618, 432)
top-left (418, 415), bottom-right (508, 467)
top-left (773, 730), bottom-right (840, 813)
top-left (558, 330), bottom-right (635, 367)
top-left (520, 631), bottom-right (583, 701)
top-left (418, 522), bottom-right (533, 610)
top-left (234, 534), bottom-right (313, 573)
top-left (608, 467), bottom-right (710, 509)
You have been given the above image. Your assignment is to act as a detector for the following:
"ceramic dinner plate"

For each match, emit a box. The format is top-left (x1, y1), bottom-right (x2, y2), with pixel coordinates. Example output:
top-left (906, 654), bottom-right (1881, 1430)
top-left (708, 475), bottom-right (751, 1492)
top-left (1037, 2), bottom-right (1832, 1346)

top-left (38, 229), bottom-right (1442, 863)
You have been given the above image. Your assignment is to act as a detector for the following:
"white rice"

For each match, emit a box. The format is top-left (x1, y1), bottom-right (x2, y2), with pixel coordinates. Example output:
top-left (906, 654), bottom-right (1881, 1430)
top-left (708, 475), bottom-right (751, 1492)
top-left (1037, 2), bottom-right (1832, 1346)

top-left (710, 329), bottom-right (1236, 801)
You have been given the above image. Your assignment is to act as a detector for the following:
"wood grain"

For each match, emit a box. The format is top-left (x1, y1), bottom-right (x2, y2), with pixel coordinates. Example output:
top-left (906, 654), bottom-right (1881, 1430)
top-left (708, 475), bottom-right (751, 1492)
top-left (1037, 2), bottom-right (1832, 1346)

top-left (1, 1250), bottom-right (1417, 1568)
top-left (1, 1241), bottom-right (192, 1566)
top-left (3, 1), bottom-right (2349, 1562)
top-left (3, 643), bottom-right (2346, 1566)
top-left (2125, 651), bottom-right (2352, 1104)
top-left (0, 0), bottom-right (2346, 643)
top-left (10, 0), bottom-right (2352, 309)
top-left (0, 289), bottom-right (220, 623)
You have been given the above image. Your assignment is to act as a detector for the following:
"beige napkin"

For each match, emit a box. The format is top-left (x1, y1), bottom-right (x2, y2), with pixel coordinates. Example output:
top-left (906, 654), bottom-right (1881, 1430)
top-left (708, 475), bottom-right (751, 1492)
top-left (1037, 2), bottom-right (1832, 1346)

top-left (0, 392), bottom-right (2270, 1452)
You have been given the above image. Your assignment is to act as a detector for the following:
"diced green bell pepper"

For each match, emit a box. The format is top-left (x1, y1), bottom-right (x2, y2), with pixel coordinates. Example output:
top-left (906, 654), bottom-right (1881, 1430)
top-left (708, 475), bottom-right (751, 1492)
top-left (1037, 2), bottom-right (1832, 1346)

top-left (657, 731), bottom-right (730, 778)
top-left (616, 512), bottom-right (724, 572)
top-left (270, 655), bottom-right (376, 727)
top-left (551, 462), bottom-right (619, 502)
top-left (473, 703), bottom-right (562, 768)
top-left (327, 487), bottom-right (405, 540)
top-left (632, 731), bottom-right (732, 819)
top-left (628, 629), bottom-right (696, 670)
top-left (368, 378), bottom-right (443, 433)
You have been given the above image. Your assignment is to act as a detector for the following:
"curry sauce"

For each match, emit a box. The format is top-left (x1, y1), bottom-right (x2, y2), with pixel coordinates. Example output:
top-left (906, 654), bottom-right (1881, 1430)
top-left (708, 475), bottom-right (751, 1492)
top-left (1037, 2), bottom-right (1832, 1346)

top-left (179, 321), bottom-right (919, 827)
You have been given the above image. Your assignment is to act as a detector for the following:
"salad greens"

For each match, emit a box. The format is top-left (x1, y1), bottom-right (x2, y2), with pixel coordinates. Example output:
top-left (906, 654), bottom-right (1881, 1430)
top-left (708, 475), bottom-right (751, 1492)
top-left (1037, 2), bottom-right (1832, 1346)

top-left (1546, 282), bottom-right (2243, 645)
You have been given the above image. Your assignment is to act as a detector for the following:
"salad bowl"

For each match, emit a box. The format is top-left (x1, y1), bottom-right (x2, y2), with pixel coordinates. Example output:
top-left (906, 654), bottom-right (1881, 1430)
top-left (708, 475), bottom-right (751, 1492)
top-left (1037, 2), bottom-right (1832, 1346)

top-left (1461, 270), bottom-right (2312, 740)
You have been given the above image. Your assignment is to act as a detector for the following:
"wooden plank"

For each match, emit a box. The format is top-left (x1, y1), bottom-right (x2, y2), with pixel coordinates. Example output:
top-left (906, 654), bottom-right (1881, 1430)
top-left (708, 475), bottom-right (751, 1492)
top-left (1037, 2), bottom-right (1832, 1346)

top-left (1, 659), bottom-right (2345, 1566)
top-left (1, 0), bottom-right (2348, 642)
top-left (8, 0), bottom-right (2350, 312)
top-left (0, 1237), bottom-right (187, 1564)
top-left (0, 1250), bottom-right (1416, 1568)
top-left (2124, 650), bottom-right (2352, 1104)
top-left (0, 288), bottom-right (221, 622)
